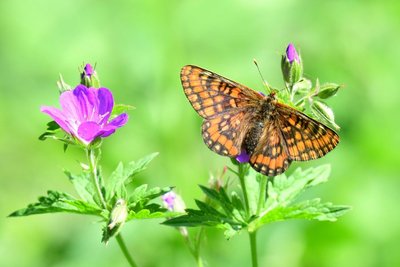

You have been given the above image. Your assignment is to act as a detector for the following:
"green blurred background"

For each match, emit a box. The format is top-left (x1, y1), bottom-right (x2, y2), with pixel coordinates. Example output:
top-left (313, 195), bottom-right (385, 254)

top-left (1, 0), bottom-right (399, 266)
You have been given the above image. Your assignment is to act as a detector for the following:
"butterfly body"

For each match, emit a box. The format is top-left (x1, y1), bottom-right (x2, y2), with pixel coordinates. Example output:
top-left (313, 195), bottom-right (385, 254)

top-left (181, 65), bottom-right (339, 176)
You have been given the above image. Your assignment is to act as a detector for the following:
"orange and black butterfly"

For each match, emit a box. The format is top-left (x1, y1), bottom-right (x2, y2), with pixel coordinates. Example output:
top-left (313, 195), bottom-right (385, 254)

top-left (180, 65), bottom-right (339, 177)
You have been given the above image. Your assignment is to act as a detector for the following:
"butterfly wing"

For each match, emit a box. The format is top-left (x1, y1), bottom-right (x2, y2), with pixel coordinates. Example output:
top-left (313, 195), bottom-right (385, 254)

top-left (249, 121), bottom-right (292, 176)
top-left (275, 102), bottom-right (339, 161)
top-left (202, 110), bottom-right (255, 157)
top-left (181, 65), bottom-right (263, 119)
top-left (181, 65), bottom-right (263, 157)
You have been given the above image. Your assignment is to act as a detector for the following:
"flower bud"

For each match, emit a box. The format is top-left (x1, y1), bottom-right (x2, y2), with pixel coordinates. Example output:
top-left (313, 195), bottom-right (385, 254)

top-left (108, 199), bottom-right (128, 230)
top-left (80, 63), bottom-right (101, 88)
top-left (281, 43), bottom-right (303, 86)
top-left (102, 199), bottom-right (128, 244)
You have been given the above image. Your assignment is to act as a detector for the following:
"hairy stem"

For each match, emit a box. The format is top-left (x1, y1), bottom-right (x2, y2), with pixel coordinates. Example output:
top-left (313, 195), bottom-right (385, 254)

top-left (238, 164), bottom-right (250, 215)
top-left (87, 148), bottom-right (107, 209)
top-left (249, 231), bottom-right (258, 267)
top-left (116, 234), bottom-right (138, 267)
top-left (87, 148), bottom-right (138, 267)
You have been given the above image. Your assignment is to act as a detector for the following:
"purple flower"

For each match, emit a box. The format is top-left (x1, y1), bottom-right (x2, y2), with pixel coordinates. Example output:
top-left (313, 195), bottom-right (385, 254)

top-left (236, 150), bottom-right (250, 163)
top-left (162, 192), bottom-right (176, 210)
top-left (41, 85), bottom-right (128, 145)
top-left (162, 191), bottom-right (186, 212)
top-left (286, 43), bottom-right (300, 63)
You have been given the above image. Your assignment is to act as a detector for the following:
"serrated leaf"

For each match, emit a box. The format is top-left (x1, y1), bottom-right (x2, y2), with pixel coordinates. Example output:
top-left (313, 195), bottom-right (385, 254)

top-left (106, 152), bottom-right (159, 200)
top-left (265, 165), bottom-right (331, 211)
top-left (127, 209), bottom-right (170, 221)
top-left (64, 170), bottom-right (96, 204)
top-left (195, 200), bottom-right (225, 217)
top-left (257, 199), bottom-right (350, 225)
top-left (247, 165), bottom-right (349, 231)
top-left (128, 185), bottom-right (172, 210)
top-left (162, 211), bottom-right (222, 227)
top-left (9, 190), bottom-right (102, 217)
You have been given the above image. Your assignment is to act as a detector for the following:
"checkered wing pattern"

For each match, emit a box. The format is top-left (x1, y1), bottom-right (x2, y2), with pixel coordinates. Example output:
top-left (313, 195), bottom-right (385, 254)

top-left (275, 102), bottom-right (339, 161)
top-left (181, 65), bottom-right (262, 157)
top-left (201, 110), bottom-right (254, 157)
top-left (180, 65), bottom-right (263, 119)
top-left (249, 121), bottom-right (292, 176)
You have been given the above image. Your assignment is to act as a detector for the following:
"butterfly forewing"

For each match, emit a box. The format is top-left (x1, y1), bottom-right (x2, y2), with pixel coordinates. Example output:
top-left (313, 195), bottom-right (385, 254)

top-left (275, 102), bottom-right (339, 161)
top-left (180, 65), bottom-right (263, 119)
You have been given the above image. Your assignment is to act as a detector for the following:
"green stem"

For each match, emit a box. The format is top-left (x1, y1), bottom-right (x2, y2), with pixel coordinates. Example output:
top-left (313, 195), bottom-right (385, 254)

top-left (182, 227), bottom-right (205, 267)
top-left (116, 234), bottom-right (138, 267)
top-left (238, 164), bottom-right (259, 267)
top-left (194, 228), bottom-right (205, 267)
top-left (238, 164), bottom-right (250, 214)
top-left (256, 175), bottom-right (268, 216)
top-left (87, 148), bottom-right (107, 208)
top-left (86, 148), bottom-right (138, 267)
top-left (249, 231), bottom-right (258, 267)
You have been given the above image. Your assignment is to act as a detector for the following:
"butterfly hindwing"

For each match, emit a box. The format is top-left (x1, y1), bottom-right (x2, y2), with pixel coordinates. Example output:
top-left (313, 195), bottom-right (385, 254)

top-left (181, 65), bottom-right (263, 119)
top-left (275, 102), bottom-right (339, 161)
top-left (202, 110), bottom-right (254, 157)
top-left (249, 121), bottom-right (292, 176)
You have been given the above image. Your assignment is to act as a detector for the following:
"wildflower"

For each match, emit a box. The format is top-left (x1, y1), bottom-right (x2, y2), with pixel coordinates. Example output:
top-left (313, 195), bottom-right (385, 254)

top-left (41, 85), bottom-right (128, 146)
top-left (162, 191), bottom-right (186, 212)
top-left (236, 150), bottom-right (250, 163)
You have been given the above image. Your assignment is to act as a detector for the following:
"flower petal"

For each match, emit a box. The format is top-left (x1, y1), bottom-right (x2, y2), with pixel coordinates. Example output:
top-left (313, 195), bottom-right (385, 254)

top-left (74, 85), bottom-right (97, 122)
top-left (59, 89), bottom-right (82, 123)
top-left (236, 150), bottom-right (250, 163)
top-left (97, 87), bottom-right (114, 124)
top-left (101, 113), bottom-right (129, 137)
top-left (40, 106), bottom-right (72, 134)
top-left (77, 121), bottom-right (101, 144)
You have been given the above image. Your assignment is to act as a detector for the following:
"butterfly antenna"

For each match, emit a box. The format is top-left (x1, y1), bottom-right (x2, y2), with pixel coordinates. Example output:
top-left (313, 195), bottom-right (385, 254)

top-left (253, 59), bottom-right (272, 93)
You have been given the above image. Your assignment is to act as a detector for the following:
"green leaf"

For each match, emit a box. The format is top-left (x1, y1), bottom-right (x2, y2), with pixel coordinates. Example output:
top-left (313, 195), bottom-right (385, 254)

top-left (111, 104), bottom-right (135, 118)
top-left (311, 100), bottom-right (340, 130)
top-left (106, 152), bottom-right (159, 200)
top-left (128, 185), bottom-right (171, 210)
top-left (127, 209), bottom-right (167, 220)
top-left (64, 170), bottom-right (96, 205)
top-left (9, 190), bottom-right (102, 217)
top-left (292, 78), bottom-right (312, 94)
top-left (265, 165), bottom-right (331, 210)
top-left (163, 211), bottom-right (223, 228)
top-left (244, 168), bottom-right (261, 216)
top-left (317, 83), bottom-right (340, 99)
top-left (257, 199), bottom-right (350, 224)
top-left (247, 165), bottom-right (349, 231)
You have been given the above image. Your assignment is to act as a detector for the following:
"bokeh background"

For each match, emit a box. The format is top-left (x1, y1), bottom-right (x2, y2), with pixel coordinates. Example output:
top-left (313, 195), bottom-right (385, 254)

top-left (1, 0), bottom-right (399, 266)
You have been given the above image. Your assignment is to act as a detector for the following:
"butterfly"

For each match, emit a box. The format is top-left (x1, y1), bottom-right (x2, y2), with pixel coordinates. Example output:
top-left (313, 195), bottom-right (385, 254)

top-left (180, 65), bottom-right (339, 176)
